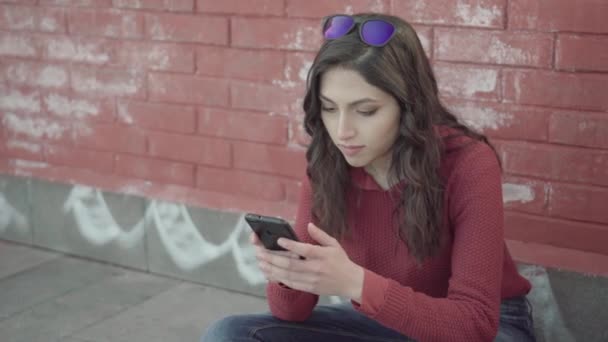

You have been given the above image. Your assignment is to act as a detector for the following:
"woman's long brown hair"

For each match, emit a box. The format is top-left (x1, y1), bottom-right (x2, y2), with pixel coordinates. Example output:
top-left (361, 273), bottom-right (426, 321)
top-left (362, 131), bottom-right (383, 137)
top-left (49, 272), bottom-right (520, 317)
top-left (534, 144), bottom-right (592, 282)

top-left (302, 13), bottom-right (500, 263)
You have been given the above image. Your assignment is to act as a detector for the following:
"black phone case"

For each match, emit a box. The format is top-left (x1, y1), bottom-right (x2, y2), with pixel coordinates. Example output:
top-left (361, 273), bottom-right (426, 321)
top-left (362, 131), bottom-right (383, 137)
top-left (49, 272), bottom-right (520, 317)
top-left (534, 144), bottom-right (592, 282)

top-left (245, 213), bottom-right (299, 251)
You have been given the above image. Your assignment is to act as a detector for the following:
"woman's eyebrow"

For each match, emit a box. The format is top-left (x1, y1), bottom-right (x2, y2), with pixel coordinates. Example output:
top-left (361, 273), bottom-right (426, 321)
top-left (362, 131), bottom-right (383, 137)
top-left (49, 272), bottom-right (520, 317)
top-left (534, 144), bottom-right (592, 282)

top-left (320, 94), bottom-right (380, 107)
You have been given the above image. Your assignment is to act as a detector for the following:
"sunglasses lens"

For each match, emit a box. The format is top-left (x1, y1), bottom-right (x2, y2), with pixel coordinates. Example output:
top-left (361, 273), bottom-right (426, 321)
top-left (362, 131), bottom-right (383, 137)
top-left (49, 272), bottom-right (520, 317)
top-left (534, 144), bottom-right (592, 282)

top-left (361, 20), bottom-right (395, 46)
top-left (324, 15), bottom-right (355, 39)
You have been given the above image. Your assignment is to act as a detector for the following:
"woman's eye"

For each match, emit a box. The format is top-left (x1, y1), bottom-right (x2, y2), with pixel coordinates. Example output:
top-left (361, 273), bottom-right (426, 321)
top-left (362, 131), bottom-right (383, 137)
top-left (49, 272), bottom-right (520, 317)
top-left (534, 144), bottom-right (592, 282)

top-left (321, 107), bottom-right (336, 112)
top-left (358, 109), bottom-right (377, 116)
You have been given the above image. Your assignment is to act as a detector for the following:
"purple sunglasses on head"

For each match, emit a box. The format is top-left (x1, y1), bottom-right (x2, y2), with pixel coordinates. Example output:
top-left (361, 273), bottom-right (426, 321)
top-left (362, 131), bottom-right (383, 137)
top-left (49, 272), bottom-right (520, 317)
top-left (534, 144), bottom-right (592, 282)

top-left (322, 14), bottom-right (396, 47)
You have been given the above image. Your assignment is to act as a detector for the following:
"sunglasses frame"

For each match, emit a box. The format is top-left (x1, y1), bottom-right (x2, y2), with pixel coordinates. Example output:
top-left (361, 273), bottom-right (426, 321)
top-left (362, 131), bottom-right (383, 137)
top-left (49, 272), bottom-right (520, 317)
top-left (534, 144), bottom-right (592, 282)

top-left (321, 14), bottom-right (397, 47)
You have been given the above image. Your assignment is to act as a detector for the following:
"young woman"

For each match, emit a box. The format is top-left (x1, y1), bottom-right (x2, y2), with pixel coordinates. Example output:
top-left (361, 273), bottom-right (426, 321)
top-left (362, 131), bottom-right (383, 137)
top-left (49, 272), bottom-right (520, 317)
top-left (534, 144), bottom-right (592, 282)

top-left (202, 13), bottom-right (535, 342)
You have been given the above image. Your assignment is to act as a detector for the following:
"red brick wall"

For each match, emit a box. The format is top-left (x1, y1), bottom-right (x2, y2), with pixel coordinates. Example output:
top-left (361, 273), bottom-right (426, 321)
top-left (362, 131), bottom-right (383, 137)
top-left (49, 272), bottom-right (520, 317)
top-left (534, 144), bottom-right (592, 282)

top-left (0, 0), bottom-right (607, 275)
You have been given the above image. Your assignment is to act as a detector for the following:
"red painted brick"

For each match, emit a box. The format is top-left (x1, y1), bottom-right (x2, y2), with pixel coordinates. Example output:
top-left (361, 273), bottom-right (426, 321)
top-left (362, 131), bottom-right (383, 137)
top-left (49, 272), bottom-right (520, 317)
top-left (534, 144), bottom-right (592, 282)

top-left (393, 0), bottom-right (505, 28)
top-left (41, 35), bottom-right (111, 64)
top-left (549, 183), bottom-right (608, 225)
top-left (502, 176), bottom-right (549, 215)
top-left (198, 108), bottom-right (288, 145)
top-left (115, 154), bottom-right (195, 186)
top-left (232, 17), bottom-right (322, 51)
top-left (434, 62), bottom-right (500, 101)
top-left (40, 0), bottom-right (112, 6)
top-left (71, 66), bottom-right (145, 98)
top-left (43, 92), bottom-right (115, 123)
top-left (113, 0), bottom-right (194, 12)
top-left (233, 141), bottom-right (306, 179)
top-left (0, 138), bottom-right (45, 162)
top-left (286, 0), bottom-right (389, 18)
top-left (145, 13), bottom-right (227, 44)
top-left (556, 35), bottom-right (608, 72)
top-left (45, 144), bottom-right (114, 173)
top-left (198, 0), bottom-right (284, 16)
top-left (1, 0), bottom-right (37, 5)
top-left (0, 32), bottom-right (38, 58)
top-left (434, 28), bottom-right (552, 67)
top-left (148, 73), bottom-right (229, 106)
top-left (196, 167), bottom-right (285, 201)
top-left (147, 131), bottom-right (231, 167)
top-left (0, 85), bottom-right (41, 113)
top-left (291, 113), bottom-right (311, 147)
top-left (1, 61), bottom-right (69, 89)
top-left (112, 41), bottom-right (194, 72)
top-left (501, 142), bottom-right (608, 186)
top-left (231, 81), bottom-right (301, 113)
top-left (196, 46), bottom-right (285, 82)
top-left (117, 100), bottom-right (196, 133)
top-left (412, 25), bottom-right (433, 59)
top-left (445, 100), bottom-right (550, 142)
top-left (284, 179), bottom-right (302, 203)
top-left (505, 212), bottom-right (608, 255)
top-left (73, 123), bottom-right (146, 154)
top-left (509, 0), bottom-right (608, 33)
top-left (67, 8), bottom-right (143, 38)
top-left (549, 111), bottom-right (608, 149)
top-left (0, 5), bottom-right (66, 33)
top-left (285, 52), bottom-right (315, 89)
top-left (503, 69), bottom-right (608, 112)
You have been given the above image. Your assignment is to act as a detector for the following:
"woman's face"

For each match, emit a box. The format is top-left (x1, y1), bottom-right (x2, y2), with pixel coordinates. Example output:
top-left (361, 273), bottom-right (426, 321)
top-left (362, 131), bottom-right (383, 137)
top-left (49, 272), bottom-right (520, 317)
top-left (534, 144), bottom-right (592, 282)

top-left (320, 67), bottom-right (401, 176)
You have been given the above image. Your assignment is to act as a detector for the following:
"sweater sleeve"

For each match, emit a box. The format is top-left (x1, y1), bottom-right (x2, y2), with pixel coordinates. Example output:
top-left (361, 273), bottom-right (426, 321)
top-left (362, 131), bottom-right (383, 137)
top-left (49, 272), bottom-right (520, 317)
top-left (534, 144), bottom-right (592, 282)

top-left (351, 143), bottom-right (505, 342)
top-left (266, 175), bottom-right (319, 321)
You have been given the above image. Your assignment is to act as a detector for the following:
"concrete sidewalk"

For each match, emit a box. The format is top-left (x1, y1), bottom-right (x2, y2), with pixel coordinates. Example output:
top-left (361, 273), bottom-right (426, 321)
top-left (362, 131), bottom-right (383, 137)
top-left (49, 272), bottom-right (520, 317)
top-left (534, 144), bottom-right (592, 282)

top-left (0, 240), bottom-right (267, 342)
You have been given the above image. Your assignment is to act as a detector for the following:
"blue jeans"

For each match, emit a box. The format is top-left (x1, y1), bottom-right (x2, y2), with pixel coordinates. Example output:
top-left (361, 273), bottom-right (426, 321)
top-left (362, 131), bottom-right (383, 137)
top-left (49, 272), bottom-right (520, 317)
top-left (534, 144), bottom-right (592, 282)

top-left (201, 296), bottom-right (536, 342)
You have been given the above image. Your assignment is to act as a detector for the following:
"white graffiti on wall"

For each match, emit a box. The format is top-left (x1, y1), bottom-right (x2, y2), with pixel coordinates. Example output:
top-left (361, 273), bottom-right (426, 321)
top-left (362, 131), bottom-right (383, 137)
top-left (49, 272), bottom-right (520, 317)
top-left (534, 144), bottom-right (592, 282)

top-left (0, 192), bottom-right (28, 235)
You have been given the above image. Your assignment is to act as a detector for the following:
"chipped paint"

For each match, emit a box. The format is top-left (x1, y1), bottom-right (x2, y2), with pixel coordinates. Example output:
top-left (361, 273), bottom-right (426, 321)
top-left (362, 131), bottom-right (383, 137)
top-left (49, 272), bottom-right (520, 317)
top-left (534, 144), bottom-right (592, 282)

top-left (116, 102), bottom-right (134, 124)
top-left (455, 3), bottom-right (501, 27)
top-left (3, 113), bottom-right (69, 140)
top-left (502, 183), bottom-right (535, 204)
top-left (0, 88), bottom-right (40, 113)
top-left (45, 94), bottom-right (100, 119)
top-left (453, 104), bottom-right (514, 131)
top-left (46, 38), bottom-right (109, 64)
top-left (72, 70), bottom-right (141, 95)
top-left (0, 35), bottom-right (36, 57)
top-left (7, 63), bottom-right (68, 88)
top-left (6, 140), bottom-right (42, 154)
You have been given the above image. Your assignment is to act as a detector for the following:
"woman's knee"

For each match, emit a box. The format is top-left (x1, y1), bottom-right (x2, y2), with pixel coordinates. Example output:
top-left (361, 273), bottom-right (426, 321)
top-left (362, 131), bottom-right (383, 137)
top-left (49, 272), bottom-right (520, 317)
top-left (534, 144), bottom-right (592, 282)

top-left (201, 314), bottom-right (260, 342)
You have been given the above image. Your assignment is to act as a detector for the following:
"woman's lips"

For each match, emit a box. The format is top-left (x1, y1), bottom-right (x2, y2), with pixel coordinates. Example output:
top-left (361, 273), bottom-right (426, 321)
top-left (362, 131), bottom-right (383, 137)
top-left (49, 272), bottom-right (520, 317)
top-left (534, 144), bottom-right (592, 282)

top-left (339, 145), bottom-right (365, 156)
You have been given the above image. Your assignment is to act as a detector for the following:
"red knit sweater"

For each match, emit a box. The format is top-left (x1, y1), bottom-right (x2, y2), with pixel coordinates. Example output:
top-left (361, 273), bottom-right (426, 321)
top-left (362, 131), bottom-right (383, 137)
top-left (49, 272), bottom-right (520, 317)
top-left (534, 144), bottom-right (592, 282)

top-left (266, 134), bottom-right (532, 342)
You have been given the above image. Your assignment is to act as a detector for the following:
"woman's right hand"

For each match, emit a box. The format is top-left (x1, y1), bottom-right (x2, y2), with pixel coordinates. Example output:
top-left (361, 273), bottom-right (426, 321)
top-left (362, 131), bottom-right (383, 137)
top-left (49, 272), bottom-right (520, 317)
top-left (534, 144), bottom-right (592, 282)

top-left (250, 232), bottom-right (300, 283)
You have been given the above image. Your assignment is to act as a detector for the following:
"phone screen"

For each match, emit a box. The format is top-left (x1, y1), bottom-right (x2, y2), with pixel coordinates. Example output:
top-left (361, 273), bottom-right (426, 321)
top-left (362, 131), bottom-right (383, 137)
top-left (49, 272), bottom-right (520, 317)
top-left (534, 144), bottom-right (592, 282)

top-left (245, 213), bottom-right (299, 251)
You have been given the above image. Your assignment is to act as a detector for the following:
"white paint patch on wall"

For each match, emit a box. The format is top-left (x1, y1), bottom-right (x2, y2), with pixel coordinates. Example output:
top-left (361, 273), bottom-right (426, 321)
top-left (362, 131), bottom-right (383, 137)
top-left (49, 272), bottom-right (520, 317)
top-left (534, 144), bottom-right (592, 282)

top-left (502, 183), bottom-right (535, 204)
top-left (7, 140), bottom-right (42, 153)
top-left (3, 113), bottom-right (70, 140)
top-left (46, 37), bottom-right (110, 64)
top-left (116, 102), bottom-right (134, 124)
top-left (6, 63), bottom-right (68, 88)
top-left (13, 160), bottom-right (48, 169)
top-left (0, 35), bottom-right (36, 57)
top-left (45, 93), bottom-right (100, 119)
top-left (452, 104), bottom-right (514, 131)
top-left (72, 69), bottom-right (141, 96)
top-left (0, 193), bottom-right (28, 234)
top-left (439, 67), bottom-right (498, 98)
top-left (0, 88), bottom-right (41, 113)
top-left (455, 3), bottom-right (502, 27)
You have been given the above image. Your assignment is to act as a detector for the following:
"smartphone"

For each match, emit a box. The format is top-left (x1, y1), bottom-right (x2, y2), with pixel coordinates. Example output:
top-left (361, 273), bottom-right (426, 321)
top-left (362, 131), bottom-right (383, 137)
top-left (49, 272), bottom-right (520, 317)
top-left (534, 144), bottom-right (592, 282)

top-left (245, 213), bottom-right (299, 251)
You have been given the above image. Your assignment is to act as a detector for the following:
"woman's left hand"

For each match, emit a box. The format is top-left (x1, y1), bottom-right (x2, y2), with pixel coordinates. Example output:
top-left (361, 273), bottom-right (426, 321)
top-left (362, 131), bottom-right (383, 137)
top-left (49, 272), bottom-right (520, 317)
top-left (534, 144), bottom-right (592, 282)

top-left (256, 222), bottom-right (365, 302)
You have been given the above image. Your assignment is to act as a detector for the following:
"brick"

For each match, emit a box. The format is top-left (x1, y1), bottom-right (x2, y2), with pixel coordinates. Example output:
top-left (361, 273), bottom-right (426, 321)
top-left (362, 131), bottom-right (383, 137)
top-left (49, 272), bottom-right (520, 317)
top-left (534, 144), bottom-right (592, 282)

top-left (146, 13), bottom-right (227, 44)
top-left (198, 108), bottom-right (288, 145)
top-left (0, 138), bottom-right (45, 162)
top-left (549, 111), bottom-right (608, 149)
top-left (434, 28), bottom-right (552, 67)
top-left (147, 131), bottom-right (231, 167)
top-left (231, 81), bottom-right (301, 113)
top-left (0, 32), bottom-right (38, 58)
top-left (233, 142), bottom-right (306, 179)
top-left (284, 52), bottom-right (315, 89)
top-left (290, 113), bottom-right (311, 147)
top-left (392, 0), bottom-right (505, 28)
top-left (1, 61), bottom-right (68, 89)
top-left (67, 8), bottom-right (143, 38)
top-left (198, 0), bottom-right (284, 15)
top-left (503, 69), bottom-right (608, 112)
top-left (505, 212), bottom-right (608, 255)
top-left (45, 144), bottom-right (114, 173)
top-left (43, 92), bottom-right (115, 123)
top-left (2, 113), bottom-right (73, 143)
top-left (0, 85), bottom-right (41, 113)
top-left (112, 41), bottom-right (195, 72)
top-left (71, 66), bottom-right (145, 98)
top-left (0, 5), bottom-right (66, 33)
top-left (148, 73), bottom-right (229, 106)
top-left (41, 35), bottom-right (111, 64)
top-left (434, 62), bottom-right (500, 101)
top-left (73, 122), bottom-right (146, 154)
top-left (413, 25), bottom-right (433, 59)
top-left (556, 35), bottom-right (608, 72)
top-left (284, 179), bottom-right (302, 203)
top-left (196, 46), bottom-right (285, 82)
top-left (40, 0), bottom-right (112, 6)
top-left (115, 154), bottom-right (195, 186)
top-left (445, 100), bottom-right (550, 142)
top-left (196, 167), bottom-right (285, 201)
top-left (117, 100), bottom-right (196, 133)
top-left (502, 176), bottom-right (549, 215)
top-left (549, 183), bottom-right (608, 225)
top-left (509, 0), bottom-right (608, 33)
top-left (286, 0), bottom-right (389, 18)
top-left (232, 17), bottom-right (322, 51)
top-left (501, 142), bottom-right (608, 186)
top-left (113, 0), bottom-right (194, 12)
